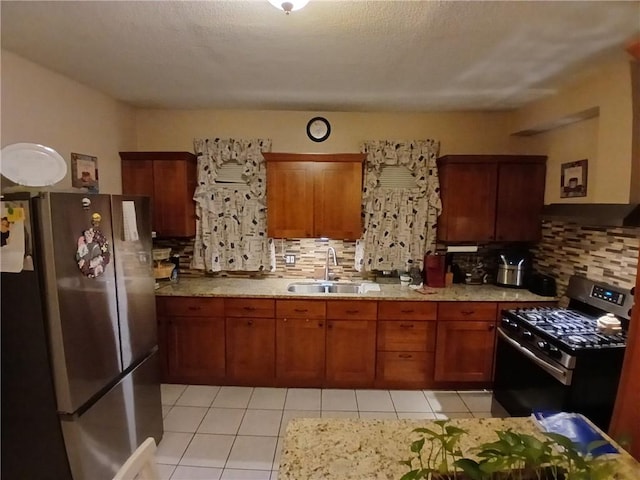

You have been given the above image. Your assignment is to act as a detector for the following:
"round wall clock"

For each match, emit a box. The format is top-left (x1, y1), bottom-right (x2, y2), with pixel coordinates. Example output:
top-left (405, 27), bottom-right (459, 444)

top-left (306, 117), bottom-right (331, 142)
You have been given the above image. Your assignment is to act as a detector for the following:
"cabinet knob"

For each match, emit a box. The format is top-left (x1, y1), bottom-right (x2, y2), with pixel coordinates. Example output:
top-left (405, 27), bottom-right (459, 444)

top-left (244, 306), bottom-right (256, 311)
top-left (294, 308), bottom-right (309, 313)
top-left (318, 322), bottom-right (324, 327)
top-left (488, 324), bottom-right (495, 331)
top-left (399, 323), bottom-right (414, 329)
top-left (346, 309), bottom-right (359, 314)
top-left (399, 354), bottom-right (413, 359)
top-left (461, 310), bottom-right (475, 316)
top-left (400, 309), bottom-right (414, 314)
top-left (283, 318), bottom-right (288, 322)
top-left (247, 320), bottom-right (253, 326)
top-left (327, 322), bottom-right (333, 329)
top-left (188, 306), bottom-right (201, 311)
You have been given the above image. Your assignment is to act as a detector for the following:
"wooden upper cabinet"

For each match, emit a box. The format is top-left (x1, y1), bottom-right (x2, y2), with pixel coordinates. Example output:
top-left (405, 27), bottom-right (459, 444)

top-left (437, 155), bottom-right (546, 243)
top-left (265, 161), bottom-right (315, 238)
top-left (120, 152), bottom-right (198, 237)
top-left (495, 162), bottom-right (547, 242)
top-left (264, 153), bottom-right (365, 240)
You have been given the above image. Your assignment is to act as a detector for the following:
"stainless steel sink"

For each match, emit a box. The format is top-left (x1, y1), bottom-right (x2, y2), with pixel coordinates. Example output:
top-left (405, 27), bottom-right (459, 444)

top-left (287, 281), bottom-right (363, 294)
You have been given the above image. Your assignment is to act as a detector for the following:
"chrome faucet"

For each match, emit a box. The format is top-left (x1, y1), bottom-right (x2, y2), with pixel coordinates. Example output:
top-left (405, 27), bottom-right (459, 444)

top-left (324, 247), bottom-right (337, 281)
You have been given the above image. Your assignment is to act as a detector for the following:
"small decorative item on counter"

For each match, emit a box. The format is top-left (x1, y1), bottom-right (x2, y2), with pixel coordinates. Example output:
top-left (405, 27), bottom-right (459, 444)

top-left (400, 274), bottom-right (411, 286)
top-left (170, 254), bottom-right (180, 283)
top-left (445, 266), bottom-right (453, 287)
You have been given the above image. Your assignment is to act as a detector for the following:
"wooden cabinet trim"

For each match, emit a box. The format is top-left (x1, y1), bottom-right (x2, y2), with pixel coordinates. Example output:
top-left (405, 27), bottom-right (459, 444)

top-left (437, 155), bottom-right (547, 165)
top-left (438, 302), bottom-right (498, 321)
top-left (276, 299), bottom-right (326, 319)
top-left (263, 152), bottom-right (366, 163)
top-left (158, 296), bottom-right (225, 317)
top-left (119, 151), bottom-right (197, 162)
top-left (378, 301), bottom-right (437, 321)
top-left (225, 298), bottom-right (275, 318)
top-left (326, 300), bottom-right (377, 320)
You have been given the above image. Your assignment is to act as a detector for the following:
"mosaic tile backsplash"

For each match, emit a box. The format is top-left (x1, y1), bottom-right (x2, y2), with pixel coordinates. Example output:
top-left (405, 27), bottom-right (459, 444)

top-left (531, 221), bottom-right (639, 297)
top-left (153, 238), bottom-right (363, 280)
top-left (155, 221), bottom-right (639, 296)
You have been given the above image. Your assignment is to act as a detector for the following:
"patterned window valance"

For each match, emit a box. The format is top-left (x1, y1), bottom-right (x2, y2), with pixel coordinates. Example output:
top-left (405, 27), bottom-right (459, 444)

top-left (192, 138), bottom-right (274, 272)
top-left (357, 140), bottom-right (442, 272)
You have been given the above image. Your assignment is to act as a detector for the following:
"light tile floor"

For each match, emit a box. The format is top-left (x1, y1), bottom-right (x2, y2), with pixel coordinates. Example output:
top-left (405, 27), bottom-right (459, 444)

top-left (157, 384), bottom-right (507, 480)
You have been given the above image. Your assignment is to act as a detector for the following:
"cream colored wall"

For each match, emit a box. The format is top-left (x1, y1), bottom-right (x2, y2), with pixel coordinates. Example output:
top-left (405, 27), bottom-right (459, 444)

top-left (1, 50), bottom-right (136, 194)
top-left (509, 57), bottom-right (634, 204)
top-left (135, 109), bottom-right (513, 155)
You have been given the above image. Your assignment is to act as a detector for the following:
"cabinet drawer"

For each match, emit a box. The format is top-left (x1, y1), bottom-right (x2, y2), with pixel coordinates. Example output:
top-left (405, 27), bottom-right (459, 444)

top-left (376, 351), bottom-right (434, 384)
top-left (326, 300), bottom-right (377, 320)
top-left (378, 301), bottom-right (437, 321)
top-left (276, 299), bottom-right (326, 319)
top-left (377, 321), bottom-right (436, 352)
top-left (225, 298), bottom-right (275, 318)
top-left (157, 297), bottom-right (224, 317)
top-left (438, 302), bottom-right (497, 321)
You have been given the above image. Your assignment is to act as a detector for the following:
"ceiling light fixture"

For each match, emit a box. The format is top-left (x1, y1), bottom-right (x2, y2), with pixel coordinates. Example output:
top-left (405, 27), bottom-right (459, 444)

top-left (268, 0), bottom-right (309, 15)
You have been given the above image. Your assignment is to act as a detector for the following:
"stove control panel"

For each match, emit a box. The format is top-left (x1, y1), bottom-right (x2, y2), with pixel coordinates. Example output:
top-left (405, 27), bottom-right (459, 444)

top-left (591, 285), bottom-right (625, 305)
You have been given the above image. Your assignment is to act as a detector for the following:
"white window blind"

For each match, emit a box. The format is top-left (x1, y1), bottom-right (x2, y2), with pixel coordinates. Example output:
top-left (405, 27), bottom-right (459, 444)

top-left (378, 165), bottom-right (418, 189)
top-left (215, 162), bottom-right (245, 184)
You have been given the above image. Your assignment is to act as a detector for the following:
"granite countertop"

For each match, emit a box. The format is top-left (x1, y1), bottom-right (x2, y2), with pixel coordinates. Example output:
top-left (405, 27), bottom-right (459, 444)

top-left (279, 417), bottom-right (640, 480)
top-left (156, 277), bottom-right (557, 302)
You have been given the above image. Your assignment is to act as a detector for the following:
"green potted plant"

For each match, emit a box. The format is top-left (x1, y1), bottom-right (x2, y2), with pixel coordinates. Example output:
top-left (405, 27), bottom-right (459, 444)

top-left (400, 420), bottom-right (615, 480)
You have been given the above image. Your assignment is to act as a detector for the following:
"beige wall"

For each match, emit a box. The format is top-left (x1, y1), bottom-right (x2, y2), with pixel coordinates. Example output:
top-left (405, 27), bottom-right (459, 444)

top-left (509, 57), bottom-right (635, 204)
top-left (135, 109), bottom-right (514, 155)
top-left (1, 50), bottom-right (137, 194)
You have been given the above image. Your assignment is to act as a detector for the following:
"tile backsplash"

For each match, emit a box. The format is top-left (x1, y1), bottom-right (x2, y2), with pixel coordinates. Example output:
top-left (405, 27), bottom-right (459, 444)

top-left (153, 238), bottom-right (361, 280)
top-left (531, 221), bottom-right (639, 296)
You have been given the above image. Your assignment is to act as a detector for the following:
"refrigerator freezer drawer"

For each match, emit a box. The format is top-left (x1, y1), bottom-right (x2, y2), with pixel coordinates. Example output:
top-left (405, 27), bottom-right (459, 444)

top-left (61, 351), bottom-right (163, 480)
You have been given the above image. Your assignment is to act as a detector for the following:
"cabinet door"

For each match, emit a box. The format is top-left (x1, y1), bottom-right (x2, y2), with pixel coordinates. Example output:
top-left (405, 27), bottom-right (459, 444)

top-left (165, 316), bottom-right (225, 383)
top-left (495, 162), bottom-right (546, 242)
top-left (434, 321), bottom-right (496, 382)
top-left (266, 161), bottom-right (315, 238)
top-left (325, 320), bottom-right (376, 387)
top-left (438, 163), bottom-right (498, 242)
top-left (226, 317), bottom-right (276, 385)
top-left (122, 159), bottom-right (155, 198)
top-left (152, 159), bottom-right (196, 237)
top-left (314, 162), bottom-right (362, 240)
top-left (276, 318), bottom-right (326, 386)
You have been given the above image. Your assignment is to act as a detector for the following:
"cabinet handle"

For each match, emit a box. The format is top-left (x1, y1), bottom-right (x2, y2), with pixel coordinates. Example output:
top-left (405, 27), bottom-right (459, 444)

top-left (400, 309), bottom-right (414, 314)
top-left (488, 324), bottom-right (495, 331)
top-left (318, 322), bottom-right (324, 327)
top-left (399, 323), bottom-right (414, 329)
top-left (328, 322), bottom-right (333, 329)
top-left (294, 308), bottom-right (308, 313)
top-left (399, 354), bottom-right (413, 359)
top-left (247, 320), bottom-right (253, 326)
top-left (187, 306), bottom-right (201, 311)
top-left (283, 318), bottom-right (288, 322)
top-left (461, 310), bottom-right (475, 316)
top-left (244, 306), bottom-right (256, 311)
top-left (346, 309), bottom-right (359, 314)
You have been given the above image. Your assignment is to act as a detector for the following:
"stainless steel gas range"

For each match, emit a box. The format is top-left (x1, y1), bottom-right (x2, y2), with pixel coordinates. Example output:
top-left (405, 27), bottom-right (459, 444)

top-left (492, 275), bottom-right (634, 431)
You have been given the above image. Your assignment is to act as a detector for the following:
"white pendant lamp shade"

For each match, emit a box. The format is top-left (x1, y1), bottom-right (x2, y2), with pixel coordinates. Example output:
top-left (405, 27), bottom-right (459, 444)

top-left (268, 0), bottom-right (309, 14)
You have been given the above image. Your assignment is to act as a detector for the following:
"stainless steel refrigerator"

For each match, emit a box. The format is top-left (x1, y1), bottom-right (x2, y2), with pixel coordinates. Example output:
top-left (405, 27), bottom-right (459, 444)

top-left (1, 192), bottom-right (163, 480)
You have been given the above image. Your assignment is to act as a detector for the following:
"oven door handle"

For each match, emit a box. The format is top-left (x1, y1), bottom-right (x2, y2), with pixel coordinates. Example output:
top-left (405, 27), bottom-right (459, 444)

top-left (497, 328), bottom-right (573, 386)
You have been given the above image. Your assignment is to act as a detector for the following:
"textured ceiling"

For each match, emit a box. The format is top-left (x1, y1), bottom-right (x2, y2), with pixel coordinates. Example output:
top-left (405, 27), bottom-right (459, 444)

top-left (2, 1), bottom-right (639, 112)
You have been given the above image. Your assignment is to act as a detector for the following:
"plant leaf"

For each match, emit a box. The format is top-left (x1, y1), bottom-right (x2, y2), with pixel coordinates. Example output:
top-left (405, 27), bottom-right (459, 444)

top-left (400, 470), bottom-right (419, 480)
top-left (411, 437), bottom-right (426, 453)
top-left (453, 458), bottom-right (485, 480)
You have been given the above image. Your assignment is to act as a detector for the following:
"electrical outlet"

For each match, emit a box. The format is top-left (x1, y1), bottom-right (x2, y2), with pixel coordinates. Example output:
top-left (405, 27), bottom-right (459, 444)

top-left (285, 254), bottom-right (296, 265)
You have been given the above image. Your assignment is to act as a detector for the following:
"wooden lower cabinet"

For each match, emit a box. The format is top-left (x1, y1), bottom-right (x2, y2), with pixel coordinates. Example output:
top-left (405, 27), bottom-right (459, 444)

top-left (275, 299), bottom-right (326, 386)
top-left (224, 298), bottom-right (276, 385)
top-left (325, 319), bottom-right (377, 387)
top-left (157, 297), bottom-right (226, 384)
top-left (375, 301), bottom-right (437, 388)
top-left (164, 316), bottom-right (226, 383)
top-left (226, 317), bottom-right (276, 385)
top-left (434, 320), bottom-right (496, 382)
top-left (434, 302), bottom-right (498, 383)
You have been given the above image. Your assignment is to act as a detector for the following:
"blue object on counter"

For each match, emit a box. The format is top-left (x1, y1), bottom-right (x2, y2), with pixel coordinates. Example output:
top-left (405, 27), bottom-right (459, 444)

top-left (533, 410), bottom-right (618, 456)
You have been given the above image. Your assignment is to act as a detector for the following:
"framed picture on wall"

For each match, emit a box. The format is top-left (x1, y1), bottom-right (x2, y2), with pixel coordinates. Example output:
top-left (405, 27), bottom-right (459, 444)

top-left (71, 153), bottom-right (99, 193)
top-left (560, 159), bottom-right (587, 198)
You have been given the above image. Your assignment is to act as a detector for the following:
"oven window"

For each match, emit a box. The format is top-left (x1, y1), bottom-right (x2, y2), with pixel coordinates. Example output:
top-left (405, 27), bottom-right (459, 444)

top-left (492, 333), bottom-right (570, 417)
